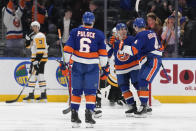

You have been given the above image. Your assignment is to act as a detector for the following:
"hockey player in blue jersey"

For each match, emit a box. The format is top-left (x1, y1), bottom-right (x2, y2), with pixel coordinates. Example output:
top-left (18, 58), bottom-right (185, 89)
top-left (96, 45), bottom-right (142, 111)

top-left (107, 23), bottom-right (141, 117)
top-left (123, 18), bottom-right (163, 117)
top-left (62, 12), bottom-right (108, 128)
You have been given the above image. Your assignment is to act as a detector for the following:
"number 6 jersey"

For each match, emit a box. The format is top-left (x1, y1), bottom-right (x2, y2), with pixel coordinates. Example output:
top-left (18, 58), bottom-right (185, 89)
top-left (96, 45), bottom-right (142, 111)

top-left (63, 26), bottom-right (108, 67)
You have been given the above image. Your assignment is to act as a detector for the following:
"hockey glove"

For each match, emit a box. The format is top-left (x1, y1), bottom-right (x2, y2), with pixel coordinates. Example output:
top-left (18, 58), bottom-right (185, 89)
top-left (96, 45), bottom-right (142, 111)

top-left (100, 64), bottom-right (110, 80)
top-left (59, 61), bottom-right (69, 76)
top-left (25, 32), bottom-right (34, 47)
top-left (32, 60), bottom-right (39, 72)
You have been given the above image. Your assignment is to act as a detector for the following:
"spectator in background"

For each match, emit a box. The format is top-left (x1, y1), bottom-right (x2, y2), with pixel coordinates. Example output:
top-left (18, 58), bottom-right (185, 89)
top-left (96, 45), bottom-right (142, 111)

top-left (161, 16), bottom-right (180, 57)
top-left (146, 12), bottom-right (162, 41)
top-left (32, 0), bottom-right (47, 33)
top-left (89, 0), bottom-right (104, 31)
top-left (3, 0), bottom-right (26, 57)
top-left (58, 8), bottom-right (77, 43)
top-left (159, 0), bottom-right (171, 22)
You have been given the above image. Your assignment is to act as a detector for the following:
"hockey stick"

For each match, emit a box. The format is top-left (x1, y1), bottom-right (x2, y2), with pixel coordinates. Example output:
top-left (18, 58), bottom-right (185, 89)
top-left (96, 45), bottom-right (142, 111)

top-left (129, 81), bottom-right (141, 111)
top-left (57, 29), bottom-right (71, 114)
top-left (161, 63), bottom-right (171, 82)
top-left (135, 0), bottom-right (141, 17)
top-left (5, 69), bottom-right (35, 103)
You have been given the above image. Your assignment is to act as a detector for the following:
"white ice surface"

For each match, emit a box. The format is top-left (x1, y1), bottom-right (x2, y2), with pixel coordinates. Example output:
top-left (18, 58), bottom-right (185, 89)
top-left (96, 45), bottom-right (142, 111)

top-left (0, 102), bottom-right (196, 131)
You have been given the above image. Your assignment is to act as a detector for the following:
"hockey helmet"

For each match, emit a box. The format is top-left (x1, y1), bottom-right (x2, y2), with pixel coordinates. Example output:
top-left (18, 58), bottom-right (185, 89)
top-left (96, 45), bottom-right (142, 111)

top-left (116, 23), bottom-right (127, 31)
top-left (82, 12), bottom-right (95, 25)
top-left (31, 21), bottom-right (40, 29)
top-left (133, 18), bottom-right (146, 28)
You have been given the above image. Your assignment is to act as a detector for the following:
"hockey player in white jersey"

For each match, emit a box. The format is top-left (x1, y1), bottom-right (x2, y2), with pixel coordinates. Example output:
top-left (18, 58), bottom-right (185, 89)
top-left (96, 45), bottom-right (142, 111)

top-left (23, 21), bottom-right (48, 102)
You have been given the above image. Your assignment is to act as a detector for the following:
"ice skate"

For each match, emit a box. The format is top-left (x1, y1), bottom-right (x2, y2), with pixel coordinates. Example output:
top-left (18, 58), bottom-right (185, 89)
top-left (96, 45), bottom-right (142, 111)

top-left (36, 92), bottom-right (47, 103)
top-left (125, 104), bottom-right (137, 117)
top-left (146, 106), bottom-right (152, 115)
top-left (85, 109), bottom-right (96, 128)
top-left (23, 93), bottom-right (35, 103)
top-left (134, 105), bottom-right (147, 118)
top-left (71, 109), bottom-right (81, 128)
top-left (109, 99), bottom-right (116, 106)
top-left (93, 109), bottom-right (102, 118)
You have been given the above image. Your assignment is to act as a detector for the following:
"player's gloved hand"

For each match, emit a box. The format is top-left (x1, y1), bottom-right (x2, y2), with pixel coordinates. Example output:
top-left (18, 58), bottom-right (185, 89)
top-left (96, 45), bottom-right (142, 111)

top-left (33, 60), bottom-right (39, 71)
top-left (109, 35), bottom-right (116, 45)
top-left (59, 61), bottom-right (69, 76)
top-left (100, 64), bottom-right (110, 80)
top-left (25, 32), bottom-right (34, 47)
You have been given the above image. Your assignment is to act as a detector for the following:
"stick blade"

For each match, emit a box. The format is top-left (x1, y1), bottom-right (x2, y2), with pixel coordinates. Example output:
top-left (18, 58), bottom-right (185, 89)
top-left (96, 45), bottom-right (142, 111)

top-left (62, 107), bottom-right (71, 114)
top-left (5, 99), bottom-right (17, 103)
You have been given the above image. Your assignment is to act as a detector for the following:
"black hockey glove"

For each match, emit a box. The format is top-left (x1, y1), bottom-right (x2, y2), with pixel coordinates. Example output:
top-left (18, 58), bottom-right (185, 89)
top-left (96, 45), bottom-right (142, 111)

top-left (25, 32), bottom-right (35, 47)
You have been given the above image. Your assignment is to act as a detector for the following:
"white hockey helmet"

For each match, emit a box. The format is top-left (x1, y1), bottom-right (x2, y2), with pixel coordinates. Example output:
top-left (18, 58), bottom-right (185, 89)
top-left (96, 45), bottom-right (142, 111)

top-left (31, 21), bottom-right (40, 29)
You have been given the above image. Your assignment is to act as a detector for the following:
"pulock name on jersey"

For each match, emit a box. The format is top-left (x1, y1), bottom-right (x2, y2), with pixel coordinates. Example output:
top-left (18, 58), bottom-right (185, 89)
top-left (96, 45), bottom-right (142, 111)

top-left (77, 31), bottom-right (95, 39)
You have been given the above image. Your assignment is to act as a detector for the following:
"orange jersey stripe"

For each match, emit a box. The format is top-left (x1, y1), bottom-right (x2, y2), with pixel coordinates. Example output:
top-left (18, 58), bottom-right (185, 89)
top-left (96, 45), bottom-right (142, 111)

top-left (74, 50), bottom-right (98, 58)
top-left (98, 49), bottom-right (107, 56)
top-left (64, 46), bottom-right (74, 53)
top-left (85, 95), bottom-right (96, 103)
top-left (132, 46), bottom-right (138, 55)
top-left (138, 91), bottom-right (149, 97)
top-left (140, 56), bottom-right (146, 62)
top-left (146, 58), bottom-right (158, 81)
top-left (115, 60), bottom-right (139, 70)
top-left (123, 91), bottom-right (132, 99)
top-left (6, 35), bottom-right (23, 40)
top-left (71, 95), bottom-right (81, 103)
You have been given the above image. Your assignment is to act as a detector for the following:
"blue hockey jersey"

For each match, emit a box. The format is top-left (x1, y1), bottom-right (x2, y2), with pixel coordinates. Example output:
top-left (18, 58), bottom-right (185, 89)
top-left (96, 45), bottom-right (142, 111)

top-left (107, 36), bottom-right (140, 74)
top-left (128, 30), bottom-right (163, 59)
top-left (63, 26), bottom-right (108, 67)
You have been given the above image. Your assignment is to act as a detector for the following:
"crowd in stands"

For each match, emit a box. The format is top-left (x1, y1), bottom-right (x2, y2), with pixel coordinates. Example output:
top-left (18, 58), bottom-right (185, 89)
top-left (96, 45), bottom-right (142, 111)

top-left (0, 0), bottom-right (196, 57)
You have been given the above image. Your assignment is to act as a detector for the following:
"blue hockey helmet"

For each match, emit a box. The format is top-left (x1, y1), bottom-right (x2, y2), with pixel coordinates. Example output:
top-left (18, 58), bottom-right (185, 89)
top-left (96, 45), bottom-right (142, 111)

top-left (82, 12), bottom-right (95, 25)
top-left (133, 18), bottom-right (146, 28)
top-left (116, 23), bottom-right (127, 31)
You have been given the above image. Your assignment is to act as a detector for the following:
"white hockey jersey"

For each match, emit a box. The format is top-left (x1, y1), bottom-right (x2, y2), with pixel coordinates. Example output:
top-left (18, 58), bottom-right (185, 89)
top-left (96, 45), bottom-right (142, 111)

top-left (107, 55), bottom-right (118, 87)
top-left (30, 32), bottom-right (48, 62)
top-left (3, 0), bottom-right (25, 39)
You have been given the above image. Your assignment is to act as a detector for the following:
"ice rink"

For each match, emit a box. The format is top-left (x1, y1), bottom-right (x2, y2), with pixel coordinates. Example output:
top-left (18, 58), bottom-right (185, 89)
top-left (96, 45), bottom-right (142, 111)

top-left (0, 102), bottom-right (196, 131)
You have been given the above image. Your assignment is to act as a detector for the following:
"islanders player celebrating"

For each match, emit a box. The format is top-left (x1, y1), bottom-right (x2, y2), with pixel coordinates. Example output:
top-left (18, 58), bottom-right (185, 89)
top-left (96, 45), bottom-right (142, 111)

top-left (123, 18), bottom-right (163, 117)
top-left (62, 12), bottom-right (108, 128)
top-left (107, 23), bottom-right (141, 117)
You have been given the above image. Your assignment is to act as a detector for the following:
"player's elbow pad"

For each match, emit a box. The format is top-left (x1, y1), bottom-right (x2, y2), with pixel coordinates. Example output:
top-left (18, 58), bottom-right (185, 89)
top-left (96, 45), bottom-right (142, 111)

top-left (99, 56), bottom-right (108, 67)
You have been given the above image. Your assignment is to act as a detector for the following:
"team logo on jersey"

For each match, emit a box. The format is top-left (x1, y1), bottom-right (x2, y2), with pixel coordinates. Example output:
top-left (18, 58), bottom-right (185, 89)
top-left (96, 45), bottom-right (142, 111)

top-left (117, 50), bottom-right (130, 61)
top-left (56, 67), bottom-right (68, 87)
top-left (14, 61), bottom-right (31, 86)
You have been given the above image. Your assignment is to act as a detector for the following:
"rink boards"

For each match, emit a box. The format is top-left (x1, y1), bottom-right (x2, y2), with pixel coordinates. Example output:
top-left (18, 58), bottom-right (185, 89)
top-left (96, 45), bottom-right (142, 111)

top-left (0, 57), bottom-right (196, 103)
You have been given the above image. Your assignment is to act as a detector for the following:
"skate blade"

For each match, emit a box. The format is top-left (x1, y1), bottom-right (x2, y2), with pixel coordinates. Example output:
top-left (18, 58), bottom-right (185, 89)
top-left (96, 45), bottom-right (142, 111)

top-left (36, 99), bottom-right (47, 103)
top-left (125, 113), bottom-right (134, 117)
top-left (147, 112), bottom-right (152, 115)
top-left (94, 113), bottom-right (102, 118)
top-left (23, 99), bottom-right (34, 103)
top-left (134, 114), bottom-right (147, 118)
top-left (72, 122), bottom-right (81, 128)
top-left (86, 123), bottom-right (94, 128)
